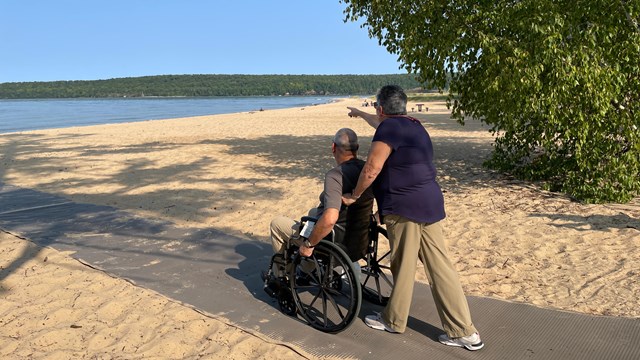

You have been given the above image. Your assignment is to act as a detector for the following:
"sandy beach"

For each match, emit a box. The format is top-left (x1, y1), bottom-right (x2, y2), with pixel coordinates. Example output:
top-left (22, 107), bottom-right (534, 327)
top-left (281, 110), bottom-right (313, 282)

top-left (1, 97), bottom-right (639, 358)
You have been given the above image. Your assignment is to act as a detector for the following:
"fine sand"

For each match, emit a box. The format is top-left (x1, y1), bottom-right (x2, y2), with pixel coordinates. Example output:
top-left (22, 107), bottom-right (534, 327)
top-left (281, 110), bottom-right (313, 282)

top-left (1, 97), bottom-right (639, 358)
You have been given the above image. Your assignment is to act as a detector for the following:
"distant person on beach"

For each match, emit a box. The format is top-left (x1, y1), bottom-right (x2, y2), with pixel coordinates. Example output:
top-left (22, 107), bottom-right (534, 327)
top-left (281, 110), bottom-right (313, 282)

top-left (267, 128), bottom-right (374, 273)
top-left (343, 85), bottom-right (484, 351)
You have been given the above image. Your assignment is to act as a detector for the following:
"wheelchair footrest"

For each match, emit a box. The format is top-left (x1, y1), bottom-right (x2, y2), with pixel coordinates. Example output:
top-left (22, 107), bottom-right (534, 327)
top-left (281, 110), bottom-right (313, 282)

top-left (262, 270), bottom-right (282, 298)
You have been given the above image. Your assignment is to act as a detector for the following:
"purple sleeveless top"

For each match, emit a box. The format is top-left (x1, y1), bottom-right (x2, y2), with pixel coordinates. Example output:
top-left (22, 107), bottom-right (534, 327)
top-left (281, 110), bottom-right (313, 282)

top-left (372, 116), bottom-right (445, 223)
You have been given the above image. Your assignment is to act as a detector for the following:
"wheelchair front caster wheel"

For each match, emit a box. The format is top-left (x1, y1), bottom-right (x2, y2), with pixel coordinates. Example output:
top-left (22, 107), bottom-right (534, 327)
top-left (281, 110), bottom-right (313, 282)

top-left (278, 288), bottom-right (297, 316)
top-left (330, 270), bottom-right (343, 292)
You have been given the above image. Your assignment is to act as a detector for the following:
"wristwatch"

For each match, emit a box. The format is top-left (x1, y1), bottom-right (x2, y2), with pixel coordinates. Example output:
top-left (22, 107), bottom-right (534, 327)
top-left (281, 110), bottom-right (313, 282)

top-left (303, 239), bottom-right (315, 248)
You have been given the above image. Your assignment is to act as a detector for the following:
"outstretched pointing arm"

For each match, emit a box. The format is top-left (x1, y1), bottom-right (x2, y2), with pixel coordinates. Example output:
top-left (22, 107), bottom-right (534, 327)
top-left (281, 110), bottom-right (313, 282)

top-left (347, 107), bottom-right (382, 129)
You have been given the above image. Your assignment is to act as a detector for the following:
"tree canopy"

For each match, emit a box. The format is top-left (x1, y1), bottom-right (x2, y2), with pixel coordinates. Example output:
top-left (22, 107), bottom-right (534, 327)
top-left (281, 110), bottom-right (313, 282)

top-left (343, 0), bottom-right (640, 203)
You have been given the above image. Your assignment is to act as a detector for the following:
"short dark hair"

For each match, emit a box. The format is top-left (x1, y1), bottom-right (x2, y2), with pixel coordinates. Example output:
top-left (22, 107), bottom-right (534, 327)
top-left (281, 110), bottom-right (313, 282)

top-left (333, 128), bottom-right (359, 153)
top-left (376, 85), bottom-right (408, 115)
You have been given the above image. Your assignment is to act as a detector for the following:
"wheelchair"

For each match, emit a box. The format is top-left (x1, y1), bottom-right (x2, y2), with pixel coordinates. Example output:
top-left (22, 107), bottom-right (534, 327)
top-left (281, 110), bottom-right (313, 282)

top-left (262, 214), bottom-right (393, 333)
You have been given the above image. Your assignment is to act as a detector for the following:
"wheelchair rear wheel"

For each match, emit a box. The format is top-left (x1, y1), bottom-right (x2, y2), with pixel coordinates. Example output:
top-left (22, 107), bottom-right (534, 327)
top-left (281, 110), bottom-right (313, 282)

top-left (289, 240), bottom-right (361, 333)
top-left (361, 225), bottom-right (394, 306)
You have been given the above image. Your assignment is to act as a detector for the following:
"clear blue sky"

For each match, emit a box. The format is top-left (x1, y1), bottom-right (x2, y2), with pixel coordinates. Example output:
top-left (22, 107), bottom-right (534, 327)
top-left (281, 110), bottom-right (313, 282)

top-left (0, 1), bottom-right (405, 83)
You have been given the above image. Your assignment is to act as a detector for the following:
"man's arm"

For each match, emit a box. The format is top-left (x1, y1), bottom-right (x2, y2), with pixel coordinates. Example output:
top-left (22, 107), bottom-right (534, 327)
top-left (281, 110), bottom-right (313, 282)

top-left (299, 208), bottom-right (339, 257)
top-left (342, 141), bottom-right (392, 206)
top-left (347, 107), bottom-right (382, 129)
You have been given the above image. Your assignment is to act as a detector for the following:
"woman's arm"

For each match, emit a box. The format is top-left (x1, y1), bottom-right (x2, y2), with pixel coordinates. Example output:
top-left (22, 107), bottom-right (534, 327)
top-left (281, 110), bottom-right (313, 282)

top-left (347, 106), bottom-right (382, 129)
top-left (342, 141), bottom-right (392, 206)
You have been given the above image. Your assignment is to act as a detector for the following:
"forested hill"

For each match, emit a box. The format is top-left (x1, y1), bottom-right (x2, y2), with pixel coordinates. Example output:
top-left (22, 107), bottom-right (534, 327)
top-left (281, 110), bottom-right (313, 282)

top-left (0, 74), bottom-right (424, 99)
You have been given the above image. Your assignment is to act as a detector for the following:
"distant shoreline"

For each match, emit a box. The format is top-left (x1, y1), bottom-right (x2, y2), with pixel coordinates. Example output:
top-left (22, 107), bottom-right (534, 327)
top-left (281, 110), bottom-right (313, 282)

top-left (0, 73), bottom-right (422, 99)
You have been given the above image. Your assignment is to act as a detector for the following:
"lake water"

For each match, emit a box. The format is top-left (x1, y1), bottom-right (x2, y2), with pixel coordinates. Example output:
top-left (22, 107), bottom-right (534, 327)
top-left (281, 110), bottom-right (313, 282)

top-left (0, 96), bottom-right (344, 134)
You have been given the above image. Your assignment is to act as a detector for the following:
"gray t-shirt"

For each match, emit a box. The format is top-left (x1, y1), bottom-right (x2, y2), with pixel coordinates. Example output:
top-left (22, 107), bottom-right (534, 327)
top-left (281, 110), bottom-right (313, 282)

top-left (316, 158), bottom-right (374, 261)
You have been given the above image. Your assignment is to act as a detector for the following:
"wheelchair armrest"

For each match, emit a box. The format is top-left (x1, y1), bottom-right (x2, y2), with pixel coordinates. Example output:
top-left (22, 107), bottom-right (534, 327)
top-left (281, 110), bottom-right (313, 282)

top-left (298, 216), bottom-right (336, 242)
top-left (298, 216), bottom-right (319, 240)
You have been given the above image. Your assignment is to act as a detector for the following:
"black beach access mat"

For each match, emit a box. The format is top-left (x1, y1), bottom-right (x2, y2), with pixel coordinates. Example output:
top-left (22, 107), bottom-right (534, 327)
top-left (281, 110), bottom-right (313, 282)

top-left (1, 182), bottom-right (639, 360)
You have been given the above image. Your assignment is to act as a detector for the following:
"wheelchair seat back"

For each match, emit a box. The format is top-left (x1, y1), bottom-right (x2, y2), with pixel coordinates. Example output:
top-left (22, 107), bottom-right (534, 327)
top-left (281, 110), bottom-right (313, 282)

top-left (334, 195), bottom-right (374, 262)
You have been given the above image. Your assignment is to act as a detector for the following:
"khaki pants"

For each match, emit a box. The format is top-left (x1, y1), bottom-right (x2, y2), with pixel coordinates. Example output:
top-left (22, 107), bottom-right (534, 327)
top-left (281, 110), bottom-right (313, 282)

top-left (382, 214), bottom-right (477, 337)
top-left (270, 215), bottom-right (302, 253)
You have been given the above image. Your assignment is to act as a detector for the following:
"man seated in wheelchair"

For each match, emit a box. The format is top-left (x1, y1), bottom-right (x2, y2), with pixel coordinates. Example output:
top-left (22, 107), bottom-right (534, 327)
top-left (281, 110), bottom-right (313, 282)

top-left (264, 128), bottom-right (374, 292)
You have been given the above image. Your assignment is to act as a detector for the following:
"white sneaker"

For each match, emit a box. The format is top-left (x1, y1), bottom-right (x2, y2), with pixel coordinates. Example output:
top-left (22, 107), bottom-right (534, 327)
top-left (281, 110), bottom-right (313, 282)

top-left (438, 332), bottom-right (484, 351)
top-left (364, 312), bottom-right (399, 333)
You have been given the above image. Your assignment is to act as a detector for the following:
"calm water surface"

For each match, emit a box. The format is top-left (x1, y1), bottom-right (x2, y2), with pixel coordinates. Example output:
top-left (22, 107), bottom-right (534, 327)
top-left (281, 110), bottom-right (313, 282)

top-left (0, 96), bottom-right (343, 134)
